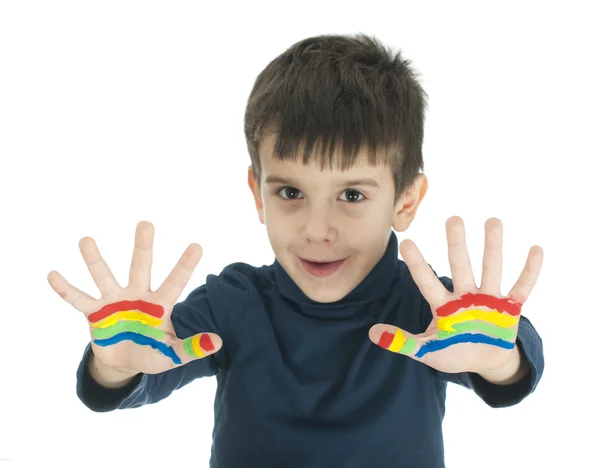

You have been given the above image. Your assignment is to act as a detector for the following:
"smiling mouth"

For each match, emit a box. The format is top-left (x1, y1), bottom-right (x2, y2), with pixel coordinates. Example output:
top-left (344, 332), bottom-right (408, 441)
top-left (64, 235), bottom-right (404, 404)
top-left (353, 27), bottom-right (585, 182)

top-left (303, 259), bottom-right (343, 263)
top-left (299, 257), bottom-right (347, 277)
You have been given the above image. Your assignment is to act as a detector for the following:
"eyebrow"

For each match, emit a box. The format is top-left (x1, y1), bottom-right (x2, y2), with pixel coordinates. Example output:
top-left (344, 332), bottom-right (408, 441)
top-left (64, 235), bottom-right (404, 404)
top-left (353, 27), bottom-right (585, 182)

top-left (264, 175), bottom-right (380, 188)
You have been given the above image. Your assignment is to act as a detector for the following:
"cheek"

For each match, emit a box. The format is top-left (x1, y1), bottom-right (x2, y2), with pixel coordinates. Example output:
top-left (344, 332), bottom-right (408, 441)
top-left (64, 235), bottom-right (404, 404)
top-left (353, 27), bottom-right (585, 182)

top-left (265, 218), bottom-right (291, 248)
top-left (262, 197), bottom-right (289, 216)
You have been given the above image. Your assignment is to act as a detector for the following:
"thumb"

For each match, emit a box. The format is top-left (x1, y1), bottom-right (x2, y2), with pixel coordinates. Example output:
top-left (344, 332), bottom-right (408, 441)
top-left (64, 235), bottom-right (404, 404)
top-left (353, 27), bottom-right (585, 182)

top-left (369, 324), bottom-right (421, 358)
top-left (174, 332), bottom-right (223, 365)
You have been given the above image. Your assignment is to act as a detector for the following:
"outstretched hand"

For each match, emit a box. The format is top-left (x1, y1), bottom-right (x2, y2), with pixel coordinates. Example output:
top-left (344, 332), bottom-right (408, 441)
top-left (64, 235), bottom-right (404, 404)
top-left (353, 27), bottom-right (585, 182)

top-left (369, 217), bottom-right (543, 375)
top-left (48, 221), bottom-right (223, 375)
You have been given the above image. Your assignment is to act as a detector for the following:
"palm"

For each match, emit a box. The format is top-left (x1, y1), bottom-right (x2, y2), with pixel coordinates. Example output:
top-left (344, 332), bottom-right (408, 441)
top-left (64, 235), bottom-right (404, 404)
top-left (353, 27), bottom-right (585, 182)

top-left (86, 291), bottom-right (178, 375)
top-left (48, 221), bottom-right (222, 375)
top-left (369, 217), bottom-right (543, 375)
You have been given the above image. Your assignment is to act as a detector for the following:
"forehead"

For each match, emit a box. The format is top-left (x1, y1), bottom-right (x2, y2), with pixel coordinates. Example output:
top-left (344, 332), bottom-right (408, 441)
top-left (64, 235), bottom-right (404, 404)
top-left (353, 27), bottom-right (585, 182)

top-left (258, 133), bottom-right (392, 180)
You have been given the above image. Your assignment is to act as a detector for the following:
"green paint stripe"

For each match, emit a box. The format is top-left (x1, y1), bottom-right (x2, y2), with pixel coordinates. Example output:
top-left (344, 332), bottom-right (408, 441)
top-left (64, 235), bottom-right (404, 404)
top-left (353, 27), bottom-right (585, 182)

top-left (401, 337), bottom-right (417, 355)
top-left (183, 336), bottom-right (196, 358)
top-left (436, 320), bottom-right (516, 341)
top-left (91, 321), bottom-right (165, 340)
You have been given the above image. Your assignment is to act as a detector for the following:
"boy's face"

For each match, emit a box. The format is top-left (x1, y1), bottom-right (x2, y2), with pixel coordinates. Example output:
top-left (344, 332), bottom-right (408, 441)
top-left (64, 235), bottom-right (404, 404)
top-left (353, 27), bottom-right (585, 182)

top-left (248, 133), bottom-right (427, 303)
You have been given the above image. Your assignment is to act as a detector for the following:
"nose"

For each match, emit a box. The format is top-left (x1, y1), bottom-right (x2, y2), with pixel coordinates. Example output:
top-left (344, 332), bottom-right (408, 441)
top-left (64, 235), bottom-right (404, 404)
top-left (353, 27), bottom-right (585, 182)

top-left (302, 206), bottom-right (335, 242)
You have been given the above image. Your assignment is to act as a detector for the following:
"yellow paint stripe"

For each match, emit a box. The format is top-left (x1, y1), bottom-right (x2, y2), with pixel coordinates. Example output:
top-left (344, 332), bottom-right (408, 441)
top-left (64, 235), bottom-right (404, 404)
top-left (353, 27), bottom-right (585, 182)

top-left (90, 310), bottom-right (163, 329)
top-left (388, 330), bottom-right (407, 352)
top-left (191, 334), bottom-right (205, 358)
top-left (437, 308), bottom-right (519, 332)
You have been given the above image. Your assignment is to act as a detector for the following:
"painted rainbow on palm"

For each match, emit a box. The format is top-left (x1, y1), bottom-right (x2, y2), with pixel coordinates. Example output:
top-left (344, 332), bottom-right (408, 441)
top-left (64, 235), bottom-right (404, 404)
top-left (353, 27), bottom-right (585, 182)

top-left (88, 300), bottom-right (214, 365)
top-left (377, 293), bottom-right (522, 358)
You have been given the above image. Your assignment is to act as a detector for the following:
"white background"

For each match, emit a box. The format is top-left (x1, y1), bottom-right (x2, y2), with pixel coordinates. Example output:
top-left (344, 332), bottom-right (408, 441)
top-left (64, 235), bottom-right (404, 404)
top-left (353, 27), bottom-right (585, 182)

top-left (1, 1), bottom-right (598, 467)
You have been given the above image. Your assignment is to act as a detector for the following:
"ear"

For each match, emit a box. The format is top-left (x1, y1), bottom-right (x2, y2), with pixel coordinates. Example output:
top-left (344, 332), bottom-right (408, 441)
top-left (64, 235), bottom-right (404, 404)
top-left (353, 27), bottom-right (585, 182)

top-left (392, 173), bottom-right (428, 232)
top-left (247, 165), bottom-right (265, 225)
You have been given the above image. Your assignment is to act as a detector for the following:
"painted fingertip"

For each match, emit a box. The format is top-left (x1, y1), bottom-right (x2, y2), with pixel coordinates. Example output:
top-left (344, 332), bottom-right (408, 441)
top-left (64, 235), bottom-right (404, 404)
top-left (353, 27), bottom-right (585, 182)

top-left (201, 333), bottom-right (222, 353)
top-left (183, 332), bottom-right (223, 359)
top-left (369, 325), bottom-right (417, 355)
top-left (368, 325), bottom-right (390, 347)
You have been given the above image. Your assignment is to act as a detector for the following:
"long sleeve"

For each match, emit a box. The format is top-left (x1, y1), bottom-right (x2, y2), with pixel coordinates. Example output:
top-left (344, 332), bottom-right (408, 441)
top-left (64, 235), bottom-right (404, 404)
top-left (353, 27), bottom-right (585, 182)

top-left (75, 342), bottom-right (208, 412)
top-left (427, 272), bottom-right (545, 408)
top-left (75, 265), bottom-right (251, 412)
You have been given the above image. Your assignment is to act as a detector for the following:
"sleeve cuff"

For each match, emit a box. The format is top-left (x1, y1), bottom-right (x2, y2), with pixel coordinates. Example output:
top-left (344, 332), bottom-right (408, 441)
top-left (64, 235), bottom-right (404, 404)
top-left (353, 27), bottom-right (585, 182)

top-left (76, 343), bottom-right (144, 412)
top-left (466, 317), bottom-right (544, 408)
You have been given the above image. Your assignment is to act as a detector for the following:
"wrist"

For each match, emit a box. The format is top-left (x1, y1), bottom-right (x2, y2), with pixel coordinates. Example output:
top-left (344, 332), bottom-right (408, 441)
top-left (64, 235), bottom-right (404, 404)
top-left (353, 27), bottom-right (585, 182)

top-left (478, 345), bottom-right (529, 385)
top-left (88, 353), bottom-right (139, 389)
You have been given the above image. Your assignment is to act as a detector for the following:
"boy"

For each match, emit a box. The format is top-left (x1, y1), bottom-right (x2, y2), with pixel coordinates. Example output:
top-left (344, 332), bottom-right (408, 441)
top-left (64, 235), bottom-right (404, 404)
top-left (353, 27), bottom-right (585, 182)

top-left (48, 33), bottom-right (544, 467)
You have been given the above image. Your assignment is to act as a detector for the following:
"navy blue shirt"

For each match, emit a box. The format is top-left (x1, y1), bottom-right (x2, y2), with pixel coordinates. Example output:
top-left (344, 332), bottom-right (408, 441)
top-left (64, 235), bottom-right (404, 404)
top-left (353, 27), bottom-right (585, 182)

top-left (76, 230), bottom-right (544, 467)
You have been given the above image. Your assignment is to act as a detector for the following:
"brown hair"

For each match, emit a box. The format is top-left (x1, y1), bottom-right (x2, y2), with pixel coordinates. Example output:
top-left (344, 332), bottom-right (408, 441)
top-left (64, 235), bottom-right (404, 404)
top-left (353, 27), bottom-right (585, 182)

top-left (243, 33), bottom-right (428, 203)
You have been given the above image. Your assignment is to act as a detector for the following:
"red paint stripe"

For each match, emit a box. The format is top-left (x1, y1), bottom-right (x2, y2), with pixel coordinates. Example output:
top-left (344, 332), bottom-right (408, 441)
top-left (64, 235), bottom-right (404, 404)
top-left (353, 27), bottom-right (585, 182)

top-left (377, 331), bottom-right (395, 349)
top-left (200, 334), bottom-right (215, 352)
top-left (88, 300), bottom-right (165, 323)
top-left (436, 293), bottom-right (522, 317)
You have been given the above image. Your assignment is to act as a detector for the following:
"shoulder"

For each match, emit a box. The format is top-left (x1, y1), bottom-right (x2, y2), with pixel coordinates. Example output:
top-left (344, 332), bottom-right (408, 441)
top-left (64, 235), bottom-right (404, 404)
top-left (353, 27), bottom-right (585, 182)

top-left (206, 261), bottom-right (273, 294)
top-left (172, 261), bottom-right (271, 336)
top-left (202, 261), bottom-right (276, 310)
top-left (179, 261), bottom-right (274, 307)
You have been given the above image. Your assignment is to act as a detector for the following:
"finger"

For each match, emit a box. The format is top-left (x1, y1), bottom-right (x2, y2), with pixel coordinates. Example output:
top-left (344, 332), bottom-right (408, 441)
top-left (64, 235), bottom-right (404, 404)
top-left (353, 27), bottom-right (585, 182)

top-left (369, 323), bottom-right (427, 362)
top-left (480, 218), bottom-right (503, 296)
top-left (128, 221), bottom-right (154, 292)
top-left (173, 332), bottom-right (223, 365)
top-left (446, 216), bottom-right (476, 293)
top-left (47, 270), bottom-right (97, 315)
top-left (156, 243), bottom-right (203, 306)
top-left (506, 245), bottom-right (544, 304)
top-left (79, 237), bottom-right (121, 296)
top-left (400, 239), bottom-right (451, 307)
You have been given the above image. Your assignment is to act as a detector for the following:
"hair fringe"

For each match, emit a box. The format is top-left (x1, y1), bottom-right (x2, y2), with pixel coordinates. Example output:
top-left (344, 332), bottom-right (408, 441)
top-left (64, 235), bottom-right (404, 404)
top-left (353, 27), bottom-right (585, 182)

top-left (243, 33), bottom-right (428, 202)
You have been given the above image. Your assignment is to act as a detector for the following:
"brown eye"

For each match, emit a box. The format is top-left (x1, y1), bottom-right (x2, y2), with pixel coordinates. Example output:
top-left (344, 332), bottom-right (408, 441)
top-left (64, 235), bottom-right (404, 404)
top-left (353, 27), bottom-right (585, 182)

top-left (278, 186), bottom-right (303, 200)
top-left (341, 189), bottom-right (365, 203)
top-left (276, 187), bottom-right (365, 203)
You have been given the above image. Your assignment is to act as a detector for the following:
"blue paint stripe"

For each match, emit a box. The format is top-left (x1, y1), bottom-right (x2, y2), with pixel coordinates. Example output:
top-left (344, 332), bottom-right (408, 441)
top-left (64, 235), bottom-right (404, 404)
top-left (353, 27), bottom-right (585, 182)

top-left (415, 333), bottom-right (515, 358)
top-left (93, 331), bottom-right (182, 365)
